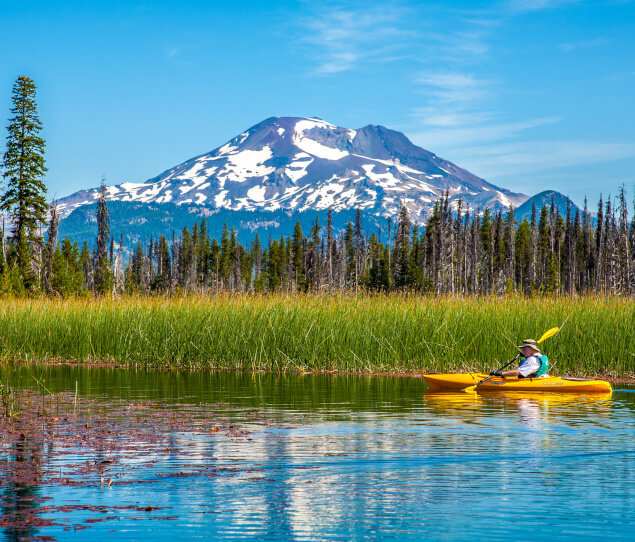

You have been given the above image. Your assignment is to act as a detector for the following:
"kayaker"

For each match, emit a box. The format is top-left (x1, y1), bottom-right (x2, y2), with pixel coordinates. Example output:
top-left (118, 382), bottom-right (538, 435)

top-left (494, 339), bottom-right (547, 378)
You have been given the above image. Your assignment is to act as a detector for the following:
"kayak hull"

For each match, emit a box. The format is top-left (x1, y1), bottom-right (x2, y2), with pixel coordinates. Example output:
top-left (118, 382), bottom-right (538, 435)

top-left (423, 373), bottom-right (612, 393)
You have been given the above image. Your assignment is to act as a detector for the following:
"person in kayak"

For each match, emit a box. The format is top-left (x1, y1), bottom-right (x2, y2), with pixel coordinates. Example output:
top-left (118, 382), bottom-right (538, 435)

top-left (494, 339), bottom-right (548, 378)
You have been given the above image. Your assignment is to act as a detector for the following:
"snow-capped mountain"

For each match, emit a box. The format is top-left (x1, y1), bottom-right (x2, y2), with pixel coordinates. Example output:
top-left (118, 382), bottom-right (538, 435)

top-left (57, 117), bottom-right (527, 223)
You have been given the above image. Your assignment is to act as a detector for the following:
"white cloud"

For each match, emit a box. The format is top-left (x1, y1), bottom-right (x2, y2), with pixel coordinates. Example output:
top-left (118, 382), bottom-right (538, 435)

top-left (559, 37), bottom-right (608, 52)
top-left (412, 115), bottom-right (560, 148)
top-left (504, 0), bottom-right (582, 13)
top-left (453, 140), bottom-right (635, 177)
top-left (414, 72), bottom-right (489, 105)
top-left (301, 3), bottom-right (409, 75)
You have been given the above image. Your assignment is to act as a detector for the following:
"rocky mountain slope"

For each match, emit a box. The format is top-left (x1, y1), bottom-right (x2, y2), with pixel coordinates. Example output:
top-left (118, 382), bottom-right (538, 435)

top-left (57, 116), bottom-right (528, 224)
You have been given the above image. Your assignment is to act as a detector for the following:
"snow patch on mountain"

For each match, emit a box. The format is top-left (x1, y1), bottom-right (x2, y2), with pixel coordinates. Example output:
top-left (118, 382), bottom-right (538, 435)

top-left (56, 116), bottom-right (528, 223)
top-left (293, 120), bottom-right (349, 160)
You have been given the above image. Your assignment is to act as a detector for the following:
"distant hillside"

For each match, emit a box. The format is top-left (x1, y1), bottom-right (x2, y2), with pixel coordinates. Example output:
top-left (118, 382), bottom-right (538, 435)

top-left (58, 201), bottom-right (387, 253)
top-left (513, 190), bottom-right (590, 222)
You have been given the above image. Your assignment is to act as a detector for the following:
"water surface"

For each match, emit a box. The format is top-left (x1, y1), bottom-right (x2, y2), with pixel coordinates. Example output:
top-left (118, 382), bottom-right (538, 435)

top-left (1, 366), bottom-right (633, 541)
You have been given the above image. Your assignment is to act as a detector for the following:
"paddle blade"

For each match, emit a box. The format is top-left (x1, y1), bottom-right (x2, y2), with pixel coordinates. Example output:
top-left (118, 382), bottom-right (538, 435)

top-left (464, 385), bottom-right (477, 393)
top-left (537, 327), bottom-right (559, 344)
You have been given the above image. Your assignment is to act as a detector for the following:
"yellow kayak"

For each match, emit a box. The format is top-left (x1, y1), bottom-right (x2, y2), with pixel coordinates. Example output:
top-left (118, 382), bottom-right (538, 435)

top-left (423, 373), bottom-right (612, 393)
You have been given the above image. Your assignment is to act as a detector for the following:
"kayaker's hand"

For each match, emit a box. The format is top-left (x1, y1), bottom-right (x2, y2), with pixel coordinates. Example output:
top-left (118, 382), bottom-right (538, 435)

top-left (489, 370), bottom-right (497, 376)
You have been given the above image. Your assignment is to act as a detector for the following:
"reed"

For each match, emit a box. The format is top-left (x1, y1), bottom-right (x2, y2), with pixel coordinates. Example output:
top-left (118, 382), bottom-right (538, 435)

top-left (0, 294), bottom-right (632, 377)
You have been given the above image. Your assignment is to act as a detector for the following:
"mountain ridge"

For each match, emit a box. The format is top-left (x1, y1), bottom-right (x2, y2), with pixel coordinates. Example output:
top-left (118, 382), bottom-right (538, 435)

top-left (513, 190), bottom-right (589, 223)
top-left (56, 116), bottom-right (528, 223)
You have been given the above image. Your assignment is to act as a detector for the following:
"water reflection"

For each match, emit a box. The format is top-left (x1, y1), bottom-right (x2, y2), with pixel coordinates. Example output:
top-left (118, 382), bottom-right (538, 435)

top-left (1, 439), bottom-right (44, 542)
top-left (0, 368), bottom-right (633, 541)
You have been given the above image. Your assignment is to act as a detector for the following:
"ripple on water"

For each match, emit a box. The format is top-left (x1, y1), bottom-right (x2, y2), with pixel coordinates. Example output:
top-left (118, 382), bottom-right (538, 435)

top-left (0, 368), bottom-right (633, 541)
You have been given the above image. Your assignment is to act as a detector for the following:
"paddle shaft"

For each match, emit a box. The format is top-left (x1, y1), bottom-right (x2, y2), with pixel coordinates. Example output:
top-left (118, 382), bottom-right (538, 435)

top-left (477, 353), bottom-right (521, 386)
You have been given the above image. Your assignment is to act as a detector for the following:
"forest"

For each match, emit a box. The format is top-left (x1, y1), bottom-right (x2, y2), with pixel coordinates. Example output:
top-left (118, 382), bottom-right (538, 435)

top-left (1, 75), bottom-right (634, 298)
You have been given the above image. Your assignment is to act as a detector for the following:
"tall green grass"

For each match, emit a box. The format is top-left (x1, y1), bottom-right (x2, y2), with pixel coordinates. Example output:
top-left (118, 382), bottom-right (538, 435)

top-left (0, 294), bottom-right (632, 376)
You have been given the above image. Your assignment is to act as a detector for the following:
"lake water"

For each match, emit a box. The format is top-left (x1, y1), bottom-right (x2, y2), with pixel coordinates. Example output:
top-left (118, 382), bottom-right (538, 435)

top-left (1, 367), bottom-right (634, 541)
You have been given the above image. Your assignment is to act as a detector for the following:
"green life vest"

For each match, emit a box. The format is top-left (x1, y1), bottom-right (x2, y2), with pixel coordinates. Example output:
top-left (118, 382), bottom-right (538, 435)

top-left (536, 355), bottom-right (549, 377)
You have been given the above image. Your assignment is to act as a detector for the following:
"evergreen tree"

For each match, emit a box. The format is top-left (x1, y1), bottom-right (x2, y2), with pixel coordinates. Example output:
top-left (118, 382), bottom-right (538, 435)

top-left (43, 205), bottom-right (59, 294)
top-left (366, 233), bottom-right (382, 291)
top-left (393, 203), bottom-right (411, 289)
top-left (94, 179), bottom-right (113, 295)
top-left (326, 209), bottom-right (335, 289)
top-left (250, 234), bottom-right (264, 292)
top-left (480, 208), bottom-right (492, 293)
top-left (152, 235), bottom-right (171, 292)
top-left (1, 76), bottom-right (48, 290)
top-left (209, 237), bottom-right (221, 291)
top-left (197, 219), bottom-right (210, 287)
top-left (344, 222), bottom-right (356, 288)
top-left (354, 209), bottom-right (365, 291)
top-left (219, 224), bottom-right (231, 287)
top-left (306, 217), bottom-right (321, 292)
top-left (292, 221), bottom-right (305, 291)
top-left (80, 241), bottom-right (93, 291)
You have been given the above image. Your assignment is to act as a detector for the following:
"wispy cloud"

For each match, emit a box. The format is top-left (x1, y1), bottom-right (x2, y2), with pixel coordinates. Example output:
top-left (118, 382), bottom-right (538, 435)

top-left (407, 2), bottom-right (621, 181)
top-left (559, 37), bottom-right (608, 52)
top-left (295, 1), bottom-right (632, 189)
top-left (504, 0), bottom-right (582, 14)
top-left (414, 72), bottom-right (489, 105)
top-left (410, 69), bottom-right (550, 150)
top-left (300, 2), bottom-right (412, 74)
top-left (455, 140), bottom-right (635, 177)
top-left (412, 116), bottom-right (561, 148)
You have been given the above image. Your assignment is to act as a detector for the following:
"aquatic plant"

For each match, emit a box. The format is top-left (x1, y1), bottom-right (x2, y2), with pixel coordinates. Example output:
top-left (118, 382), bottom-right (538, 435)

top-left (0, 294), bottom-right (632, 376)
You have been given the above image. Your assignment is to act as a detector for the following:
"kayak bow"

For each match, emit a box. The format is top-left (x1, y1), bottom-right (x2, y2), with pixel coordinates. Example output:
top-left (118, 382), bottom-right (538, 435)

top-left (423, 373), bottom-right (612, 393)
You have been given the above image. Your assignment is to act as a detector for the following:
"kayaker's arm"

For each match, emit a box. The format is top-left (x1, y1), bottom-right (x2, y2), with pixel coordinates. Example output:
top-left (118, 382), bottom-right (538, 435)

top-left (499, 369), bottom-right (520, 378)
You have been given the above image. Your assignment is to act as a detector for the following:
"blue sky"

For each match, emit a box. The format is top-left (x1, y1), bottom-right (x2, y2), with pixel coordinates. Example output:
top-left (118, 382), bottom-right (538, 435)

top-left (1, 0), bottom-right (634, 208)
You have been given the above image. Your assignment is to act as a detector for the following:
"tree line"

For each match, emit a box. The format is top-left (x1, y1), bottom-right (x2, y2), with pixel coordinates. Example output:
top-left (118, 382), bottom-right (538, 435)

top-left (1, 75), bottom-right (634, 297)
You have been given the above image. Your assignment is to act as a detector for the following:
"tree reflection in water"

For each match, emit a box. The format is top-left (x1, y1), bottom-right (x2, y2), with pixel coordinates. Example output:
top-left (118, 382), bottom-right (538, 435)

top-left (1, 433), bottom-right (49, 542)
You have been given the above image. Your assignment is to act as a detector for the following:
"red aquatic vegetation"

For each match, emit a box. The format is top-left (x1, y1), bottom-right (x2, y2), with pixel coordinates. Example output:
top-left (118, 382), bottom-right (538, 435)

top-left (0, 389), bottom-right (262, 540)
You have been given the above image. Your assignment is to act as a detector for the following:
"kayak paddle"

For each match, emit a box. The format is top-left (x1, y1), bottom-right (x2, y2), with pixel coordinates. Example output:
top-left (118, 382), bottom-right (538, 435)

top-left (464, 327), bottom-right (560, 392)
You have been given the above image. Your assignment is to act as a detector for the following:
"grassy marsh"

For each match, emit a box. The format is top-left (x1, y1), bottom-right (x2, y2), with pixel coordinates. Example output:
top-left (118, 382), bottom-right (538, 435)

top-left (0, 294), bottom-right (632, 376)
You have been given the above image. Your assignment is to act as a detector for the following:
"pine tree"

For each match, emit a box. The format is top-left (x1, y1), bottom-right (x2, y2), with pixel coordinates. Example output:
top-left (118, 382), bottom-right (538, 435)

top-left (197, 219), bottom-right (210, 287)
top-left (219, 224), bottom-right (231, 288)
top-left (503, 206), bottom-right (516, 292)
top-left (152, 235), bottom-right (171, 292)
top-left (80, 241), bottom-right (93, 291)
top-left (480, 208), bottom-right (493, 294)
top-left (250, 234), bottom-right (264, 292)
top-left (344, 222), bottom-right (356, 289)
top-left (366, 233), bottom-right (382, 290)
top-left (617, 187), bottom-right (630, 292)
top-left (1, 76), bottom-right (48, 290)
top-left (306, 217), bottom-right (321, 292)
top-left (292, 221), bottom-right (305, 291)
top-left (43, 205), bottom-right (59, 294)
top-left (515, 218), bottom-right (531, 293)
top-left (537, 205), bottom-right (550, 288)
top-left (354, 209), bottom-right (365, 291)
top-left (94, 179), bottom-right (113, 295)
top-left (393, 203), bottom-right (411, 289)
top-left (230, 228), bottom-right (242, 291)
top-left (595, 196), bottom-right (604, 292)
top-left (179, 226), bottom-right (194, 290)
top-left (210, 237), bottom-right (221, 292)
top-left (326, 209), bottom-right (334, 289)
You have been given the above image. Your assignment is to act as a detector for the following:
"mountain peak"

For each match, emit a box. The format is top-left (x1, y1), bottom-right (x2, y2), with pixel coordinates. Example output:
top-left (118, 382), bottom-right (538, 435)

top-left (57, 116), bottom-right (528, 222)
top-left (514, 190), bottom-right (586, 222)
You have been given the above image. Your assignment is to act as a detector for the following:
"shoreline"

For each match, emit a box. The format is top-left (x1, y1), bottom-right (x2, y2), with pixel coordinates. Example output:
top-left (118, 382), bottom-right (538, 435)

top-left (9, 360), bottom-right (635, 385)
